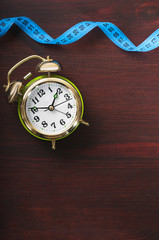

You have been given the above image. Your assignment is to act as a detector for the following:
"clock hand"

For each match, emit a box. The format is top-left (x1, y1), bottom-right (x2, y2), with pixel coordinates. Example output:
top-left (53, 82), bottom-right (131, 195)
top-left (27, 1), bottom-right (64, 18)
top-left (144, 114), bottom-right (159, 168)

top-left (29, 106), bottom-right (48, 110)
top-left (54, 108), bottom-right (66, 115)
top-left (51, 91), bottom-right (58, 106)
top-left (54, 98), bottom-right (73, 108)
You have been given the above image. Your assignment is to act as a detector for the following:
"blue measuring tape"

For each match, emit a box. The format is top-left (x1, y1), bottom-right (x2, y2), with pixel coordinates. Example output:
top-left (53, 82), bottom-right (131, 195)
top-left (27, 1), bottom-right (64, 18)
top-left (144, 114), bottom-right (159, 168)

top-left (0, 16), bottom-right (159, 52)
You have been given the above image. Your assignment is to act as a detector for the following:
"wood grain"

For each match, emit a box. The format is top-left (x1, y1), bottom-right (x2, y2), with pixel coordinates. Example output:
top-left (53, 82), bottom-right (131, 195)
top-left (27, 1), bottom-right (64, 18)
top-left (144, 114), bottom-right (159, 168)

top-left (0, 0), bottom-right (159, 239)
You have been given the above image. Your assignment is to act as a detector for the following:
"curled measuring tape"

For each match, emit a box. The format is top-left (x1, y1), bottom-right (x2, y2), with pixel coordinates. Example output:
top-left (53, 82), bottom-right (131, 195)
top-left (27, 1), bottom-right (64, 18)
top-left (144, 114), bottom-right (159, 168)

top-left (0, 16), bottom-right (158, 52)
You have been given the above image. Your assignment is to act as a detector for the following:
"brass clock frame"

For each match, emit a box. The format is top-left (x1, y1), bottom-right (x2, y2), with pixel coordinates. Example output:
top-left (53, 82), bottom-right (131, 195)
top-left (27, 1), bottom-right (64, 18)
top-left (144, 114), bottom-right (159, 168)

top-left (19, 75), bottom-right (84, 148)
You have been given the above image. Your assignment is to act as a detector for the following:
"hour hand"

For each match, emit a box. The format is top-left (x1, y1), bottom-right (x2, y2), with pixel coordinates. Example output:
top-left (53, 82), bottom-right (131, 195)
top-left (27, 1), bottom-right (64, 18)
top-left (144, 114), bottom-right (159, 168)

top-left (51, 91), bottom-right (58, 106)
top-left (44, 91), bottom-right (58, 112)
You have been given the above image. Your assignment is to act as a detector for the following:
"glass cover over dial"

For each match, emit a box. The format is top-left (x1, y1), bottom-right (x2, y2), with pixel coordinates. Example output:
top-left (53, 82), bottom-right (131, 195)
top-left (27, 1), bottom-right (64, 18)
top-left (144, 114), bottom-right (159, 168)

top-left (20, 77), bottom-right (82, 139)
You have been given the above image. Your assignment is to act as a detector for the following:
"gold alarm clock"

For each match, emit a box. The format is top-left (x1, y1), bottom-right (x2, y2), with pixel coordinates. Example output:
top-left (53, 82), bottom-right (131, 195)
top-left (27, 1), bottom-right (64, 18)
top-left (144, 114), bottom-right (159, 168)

top-left (4, 55), bottom-right (89, 149)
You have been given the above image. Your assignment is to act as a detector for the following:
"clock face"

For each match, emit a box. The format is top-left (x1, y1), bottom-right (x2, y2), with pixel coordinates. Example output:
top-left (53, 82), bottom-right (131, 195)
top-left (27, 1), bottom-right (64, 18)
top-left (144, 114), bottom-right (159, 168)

top-left (19, 77), bottom-right (83, 139)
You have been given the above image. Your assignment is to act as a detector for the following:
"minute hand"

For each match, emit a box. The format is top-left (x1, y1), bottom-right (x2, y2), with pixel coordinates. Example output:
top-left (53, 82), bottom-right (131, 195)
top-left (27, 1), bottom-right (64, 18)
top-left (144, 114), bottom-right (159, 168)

top-left (28, 107), bottom-right (48, 109)
top-left (54, 98), bottom-right (72, 107)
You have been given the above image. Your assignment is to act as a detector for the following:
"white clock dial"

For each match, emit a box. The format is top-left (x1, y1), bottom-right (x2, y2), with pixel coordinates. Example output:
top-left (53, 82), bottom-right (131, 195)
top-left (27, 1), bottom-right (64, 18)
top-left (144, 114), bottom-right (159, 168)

top-left (25, 81), bottom-right (77, 136)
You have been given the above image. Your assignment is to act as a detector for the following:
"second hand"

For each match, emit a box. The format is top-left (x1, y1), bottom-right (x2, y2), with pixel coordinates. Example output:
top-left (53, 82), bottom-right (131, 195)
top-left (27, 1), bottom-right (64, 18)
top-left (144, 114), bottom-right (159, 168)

top-left (54, 109), bottom-right (66, 115)
top-left (54, 98), bottom-right (73, 107)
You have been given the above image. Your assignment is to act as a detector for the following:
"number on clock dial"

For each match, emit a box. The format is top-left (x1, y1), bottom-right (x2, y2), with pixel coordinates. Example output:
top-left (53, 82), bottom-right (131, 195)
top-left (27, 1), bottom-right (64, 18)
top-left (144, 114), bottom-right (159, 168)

top-left (42, 121), bottom-right (48, 128)
top-left (31, 107), bottom-right (38, 114)
top-left (34, 116), bottom-right (40, 122)
top-left (57, 88), bottom-right (63, 94)
top-left (68, 103), bottom-right (73, 109)
top-left (37, 89), bottom-right (45, 97)
top-left (66, 112), bottom-right (71, 118)
top-left (64, 93), bottom-right (70, 100)
top-left (51, 122), bottom-right (56, 128)
top-left (32, 97), bottom-right (39, 105)
top-left (60, 119), bottom-right (65, 125)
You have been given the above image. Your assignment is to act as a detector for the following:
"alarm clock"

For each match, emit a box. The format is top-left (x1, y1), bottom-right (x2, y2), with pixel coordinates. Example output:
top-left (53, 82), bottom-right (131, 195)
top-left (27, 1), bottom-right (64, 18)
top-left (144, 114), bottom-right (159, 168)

top-left (4, 55), bottom-right (89, 149)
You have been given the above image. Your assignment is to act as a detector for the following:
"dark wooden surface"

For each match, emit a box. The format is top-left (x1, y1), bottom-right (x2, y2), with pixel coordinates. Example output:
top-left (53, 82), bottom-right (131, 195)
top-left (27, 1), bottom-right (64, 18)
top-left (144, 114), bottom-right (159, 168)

top-left (0, 1), bottom-right (159, 239)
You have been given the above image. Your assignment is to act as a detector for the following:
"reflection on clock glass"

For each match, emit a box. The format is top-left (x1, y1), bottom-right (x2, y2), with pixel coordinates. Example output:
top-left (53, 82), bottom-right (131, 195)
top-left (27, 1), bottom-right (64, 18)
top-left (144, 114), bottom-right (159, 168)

top-left (26, 82), bottom-right (77, 135)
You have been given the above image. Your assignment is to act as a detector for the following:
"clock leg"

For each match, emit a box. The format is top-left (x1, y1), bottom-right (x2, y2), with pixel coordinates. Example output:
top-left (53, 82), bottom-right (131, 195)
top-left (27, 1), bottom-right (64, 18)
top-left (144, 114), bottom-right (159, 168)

top-left (51, 139), bottom-right (56, 150)
top-left (79, 119), bottom-right (89, 126)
